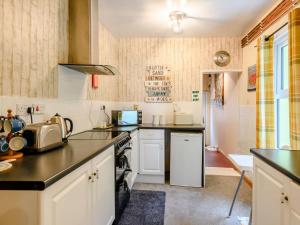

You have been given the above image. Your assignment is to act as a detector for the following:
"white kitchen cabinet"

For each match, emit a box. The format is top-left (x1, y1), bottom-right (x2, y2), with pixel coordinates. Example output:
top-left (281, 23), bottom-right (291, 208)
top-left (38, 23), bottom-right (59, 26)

top-left (92, 147), bottom-right (115, 225)
top-left (41, 162), bottom-right (93, 225)
top-left (130, 130), bottom-right (139, 187)
top-left (0, 146), bottom-right (116, 225)
top-left (253, 161), bottom-right (286, 225)
top-left (253, 157), bottom-right (300, 225)
top-left (42, 146), bottom-right (115, 225)
top-left (140, 139), bottom-right (164, 175)
top-left (287, 181), bottom-right (300, 225)
top-left (137, 129), bottom-right (165, 184)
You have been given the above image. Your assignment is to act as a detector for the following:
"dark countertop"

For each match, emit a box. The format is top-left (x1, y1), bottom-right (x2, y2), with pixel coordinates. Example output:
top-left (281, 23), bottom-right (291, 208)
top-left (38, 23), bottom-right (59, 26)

top-left (0, 124), bottom-right (203, 191)
top-left (94, 124), bottom-right (205, 132)
top-left (93, 126), bottom-right (139, 133)
top-left (94, 123), bottom-right (205, 133)
top-left (139, 124), bottom-right (205, 131)
top-left (0, 132), bottom-right (128, 191)
top-left (251, 148), bottom-right (300, 185)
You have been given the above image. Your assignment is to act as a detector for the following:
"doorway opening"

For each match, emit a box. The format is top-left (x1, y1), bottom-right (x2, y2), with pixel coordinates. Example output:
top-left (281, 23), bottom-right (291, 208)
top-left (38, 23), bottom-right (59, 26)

top-left (202, 71), bottom-right (241, 176)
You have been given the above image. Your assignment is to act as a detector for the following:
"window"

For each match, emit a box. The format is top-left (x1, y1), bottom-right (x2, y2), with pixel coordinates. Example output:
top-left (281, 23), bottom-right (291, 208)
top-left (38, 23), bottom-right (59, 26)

top-left (274, 29), bottom-right (289, 148)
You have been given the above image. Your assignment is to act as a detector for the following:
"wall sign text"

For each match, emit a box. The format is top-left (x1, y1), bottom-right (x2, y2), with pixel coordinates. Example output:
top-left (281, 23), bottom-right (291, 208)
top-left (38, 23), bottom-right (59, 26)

top-left (145, 65), bottom-right (172, 103)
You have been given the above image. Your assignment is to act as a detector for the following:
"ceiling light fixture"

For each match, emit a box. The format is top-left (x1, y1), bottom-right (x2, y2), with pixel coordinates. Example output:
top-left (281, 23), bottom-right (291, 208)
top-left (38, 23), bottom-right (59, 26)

top-left (169, 10), bottom-right (186, 33)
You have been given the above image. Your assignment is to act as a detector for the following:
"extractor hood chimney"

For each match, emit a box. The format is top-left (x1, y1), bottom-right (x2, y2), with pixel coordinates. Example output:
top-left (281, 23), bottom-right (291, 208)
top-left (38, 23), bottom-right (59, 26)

top-left (59, 0), bottom-right (119, 75)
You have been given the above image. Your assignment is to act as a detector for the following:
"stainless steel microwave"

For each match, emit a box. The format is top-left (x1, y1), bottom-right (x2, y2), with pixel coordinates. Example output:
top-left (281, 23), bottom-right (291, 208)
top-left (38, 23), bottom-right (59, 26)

top-left (111, 110), bottom-right (142, 126)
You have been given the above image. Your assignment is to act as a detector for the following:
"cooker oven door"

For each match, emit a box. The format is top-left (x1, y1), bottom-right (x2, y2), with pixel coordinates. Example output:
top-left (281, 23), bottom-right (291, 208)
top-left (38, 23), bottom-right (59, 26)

top-left (115, 151), bottom-right (132, 224)
top-left (123, 148), bottom-right (134, 188)
top-left (115, 151), bottom-right (132, 181)
top-left (115, 171), bottom-right (131, 221)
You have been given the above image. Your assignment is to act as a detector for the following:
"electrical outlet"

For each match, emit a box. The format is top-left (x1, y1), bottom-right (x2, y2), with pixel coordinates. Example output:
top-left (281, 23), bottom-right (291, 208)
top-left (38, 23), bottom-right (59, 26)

top-left (32, 104), bottom-right (45, 114)
top-left (16, 104), bottom-right (32, 116)
top-left (100, 105), bottom-right (105, 110)
top-left (16, 104), bottom-right (46, 116)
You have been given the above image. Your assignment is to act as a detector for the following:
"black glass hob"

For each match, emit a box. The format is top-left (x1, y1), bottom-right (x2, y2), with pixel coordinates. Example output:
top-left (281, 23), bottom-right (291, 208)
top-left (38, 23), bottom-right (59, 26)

top-left (69, 130), bottom-right (123, 140)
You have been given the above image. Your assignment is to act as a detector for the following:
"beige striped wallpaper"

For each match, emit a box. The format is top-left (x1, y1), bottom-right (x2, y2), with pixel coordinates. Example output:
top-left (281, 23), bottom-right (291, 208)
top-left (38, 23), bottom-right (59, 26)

top-left (0, 1), bottom-right (242, 102)
top-left (117, 37), bottom-right (242, 102)
top-left (0, 0), bottom-right (68, 98)
top-left (88, 23), bottom-right (119, 101)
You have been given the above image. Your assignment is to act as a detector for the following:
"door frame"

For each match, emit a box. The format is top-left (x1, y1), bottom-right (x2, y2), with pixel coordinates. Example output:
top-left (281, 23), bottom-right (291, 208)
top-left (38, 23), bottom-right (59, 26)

top-left (200, 69), bottom-right (242, 147)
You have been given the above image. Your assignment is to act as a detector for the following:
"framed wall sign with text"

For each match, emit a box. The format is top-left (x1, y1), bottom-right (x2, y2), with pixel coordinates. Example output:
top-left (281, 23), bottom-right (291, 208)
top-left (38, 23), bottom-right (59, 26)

top-left (145, 65), bottom-right (172, 103)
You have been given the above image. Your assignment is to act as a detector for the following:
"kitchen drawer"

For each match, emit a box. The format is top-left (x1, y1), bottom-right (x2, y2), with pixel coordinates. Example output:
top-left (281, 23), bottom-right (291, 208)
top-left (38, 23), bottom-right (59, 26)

top-left (139, 129), bottom-right (164, 140)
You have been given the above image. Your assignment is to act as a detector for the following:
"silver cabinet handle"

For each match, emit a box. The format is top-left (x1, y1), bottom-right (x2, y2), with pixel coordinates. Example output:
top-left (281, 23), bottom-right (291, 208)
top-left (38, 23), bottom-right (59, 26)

top-left (96, 169), bottom-right (99, 179)
top-left (92, 170), bottom-right (99, 179)
top-left (281, 193), bottom-right (289, 204)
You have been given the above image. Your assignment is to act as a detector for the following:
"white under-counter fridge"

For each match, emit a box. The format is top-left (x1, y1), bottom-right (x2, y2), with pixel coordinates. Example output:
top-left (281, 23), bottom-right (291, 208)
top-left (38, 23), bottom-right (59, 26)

top-left (170, 132), bottom-right (203, 187)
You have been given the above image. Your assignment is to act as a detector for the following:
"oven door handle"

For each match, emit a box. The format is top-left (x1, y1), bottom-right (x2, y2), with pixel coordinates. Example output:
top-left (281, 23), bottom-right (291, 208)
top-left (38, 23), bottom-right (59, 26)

top-left (123, 154), bottom-right (131, 170)
top-left (123, 179), bottom-right (129, 192)
top-left (117, 178), bottom-right (130, 191)
top-left (124, 147), bottom-right (132, 152)
top-left (116, 147), bottom-right (131, 157)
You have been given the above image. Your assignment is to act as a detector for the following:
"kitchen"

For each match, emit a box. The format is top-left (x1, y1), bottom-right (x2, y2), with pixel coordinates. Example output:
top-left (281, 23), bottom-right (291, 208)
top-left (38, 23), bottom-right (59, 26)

top-left (0, 0), bottom-right (300, 225)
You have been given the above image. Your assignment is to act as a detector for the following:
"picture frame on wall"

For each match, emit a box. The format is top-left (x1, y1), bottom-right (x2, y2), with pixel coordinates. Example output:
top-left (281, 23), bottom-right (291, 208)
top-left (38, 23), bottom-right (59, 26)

top-left (247, 64), bottom-right (256, 92)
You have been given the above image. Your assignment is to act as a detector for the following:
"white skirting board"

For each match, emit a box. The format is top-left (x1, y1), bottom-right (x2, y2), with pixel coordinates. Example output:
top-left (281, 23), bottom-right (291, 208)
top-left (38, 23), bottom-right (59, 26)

top-left (135, 174), bottom-right (165, 184)
top-left (205, 167), bottom-right (240, 176)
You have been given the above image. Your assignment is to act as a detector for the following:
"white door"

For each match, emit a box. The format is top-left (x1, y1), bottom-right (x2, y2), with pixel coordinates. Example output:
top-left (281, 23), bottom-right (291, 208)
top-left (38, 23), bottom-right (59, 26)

top-left (253, 166), bottom-right (285, 225)
top-left (130, 131), bottom-right (139, 185)
top-left (288, 181), bottom-right (300, 225)
top-left (42, 162), bottom-right (92, 225)
top-left (139, 139), bottom-right (164, 175)
top-left (92, 146), bottom-right (115, 225)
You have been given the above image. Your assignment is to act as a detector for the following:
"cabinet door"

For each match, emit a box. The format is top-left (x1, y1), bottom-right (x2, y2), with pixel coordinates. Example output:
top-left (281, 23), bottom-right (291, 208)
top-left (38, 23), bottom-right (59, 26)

top-left (42, 162), bottom-right (92, 225)
top-left (92, 146), bottom-right (115, 225)
top-left (139, 139), bottom-right (164, 175)
top-left (287, 181), bottom-right (300, 225)
top-left (130, 131), bottom-right (139, 184)
top-left (253, 162), bottom-right (285, 225)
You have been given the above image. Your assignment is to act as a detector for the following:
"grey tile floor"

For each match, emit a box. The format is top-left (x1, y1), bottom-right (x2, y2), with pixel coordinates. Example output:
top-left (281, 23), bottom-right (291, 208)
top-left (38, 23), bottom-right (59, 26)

top-left (133, 175), bottom-right (251, 225)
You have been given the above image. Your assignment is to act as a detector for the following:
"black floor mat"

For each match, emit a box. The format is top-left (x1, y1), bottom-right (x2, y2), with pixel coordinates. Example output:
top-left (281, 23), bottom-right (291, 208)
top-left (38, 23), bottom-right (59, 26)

top-left (117, 190), bottom-right (166, 225)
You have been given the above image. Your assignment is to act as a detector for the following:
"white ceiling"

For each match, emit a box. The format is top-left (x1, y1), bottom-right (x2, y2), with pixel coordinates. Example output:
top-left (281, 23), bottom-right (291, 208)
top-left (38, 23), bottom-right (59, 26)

top-left (99, 0), bottom-right (278, 37)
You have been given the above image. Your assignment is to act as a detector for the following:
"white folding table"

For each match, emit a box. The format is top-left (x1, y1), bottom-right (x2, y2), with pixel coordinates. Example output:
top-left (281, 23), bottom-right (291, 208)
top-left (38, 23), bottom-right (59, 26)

top-left (228, 154), bottom-right (253, 225)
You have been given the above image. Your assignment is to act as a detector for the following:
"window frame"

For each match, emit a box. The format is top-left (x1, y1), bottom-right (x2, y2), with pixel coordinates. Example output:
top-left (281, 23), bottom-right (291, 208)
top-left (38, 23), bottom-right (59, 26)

top-left (274, 27), bottom-right (289, 149)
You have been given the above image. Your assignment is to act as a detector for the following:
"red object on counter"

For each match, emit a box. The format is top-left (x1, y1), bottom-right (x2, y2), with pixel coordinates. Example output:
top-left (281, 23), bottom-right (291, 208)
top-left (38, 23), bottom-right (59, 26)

top-left (92, 74), bottom-right (98, 89)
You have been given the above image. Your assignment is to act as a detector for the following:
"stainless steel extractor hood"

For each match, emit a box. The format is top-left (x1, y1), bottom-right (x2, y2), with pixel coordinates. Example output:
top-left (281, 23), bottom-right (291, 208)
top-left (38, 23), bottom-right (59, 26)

top-left (59, 0), bottom-right (119, 75)
top-left (59, 64), bottom-right (119, 75)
